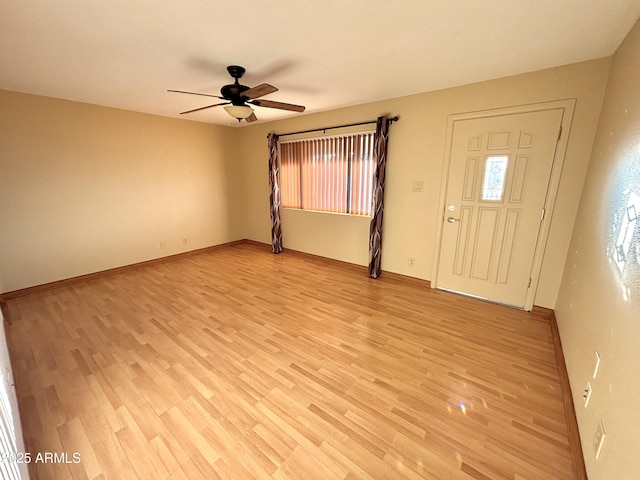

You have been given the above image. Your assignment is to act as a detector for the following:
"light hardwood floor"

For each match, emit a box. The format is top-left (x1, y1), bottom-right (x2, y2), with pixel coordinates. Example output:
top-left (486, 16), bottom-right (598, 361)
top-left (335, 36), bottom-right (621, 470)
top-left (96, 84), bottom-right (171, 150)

top-left (4, 242), bottom-right (575, 479)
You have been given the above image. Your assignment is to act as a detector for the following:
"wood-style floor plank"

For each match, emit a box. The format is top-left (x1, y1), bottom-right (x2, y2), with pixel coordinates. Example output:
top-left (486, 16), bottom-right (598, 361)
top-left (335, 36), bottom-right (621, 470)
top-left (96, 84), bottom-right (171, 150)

top-left (5, 242), bottom-right (576, 479)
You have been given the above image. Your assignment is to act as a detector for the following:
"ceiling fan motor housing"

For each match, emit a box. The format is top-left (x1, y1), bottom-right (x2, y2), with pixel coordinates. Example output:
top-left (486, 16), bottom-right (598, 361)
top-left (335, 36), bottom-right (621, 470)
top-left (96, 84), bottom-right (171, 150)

top-left (221, 65), bottom-right (250, 105)
top-left (220, 83), bottom-right (251, 105)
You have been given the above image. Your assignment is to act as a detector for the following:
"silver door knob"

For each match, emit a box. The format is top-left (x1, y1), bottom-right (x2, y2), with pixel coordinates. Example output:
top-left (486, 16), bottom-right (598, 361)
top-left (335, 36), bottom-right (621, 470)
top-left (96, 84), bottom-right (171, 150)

top-left (447, 217), bottom-right (460, 223)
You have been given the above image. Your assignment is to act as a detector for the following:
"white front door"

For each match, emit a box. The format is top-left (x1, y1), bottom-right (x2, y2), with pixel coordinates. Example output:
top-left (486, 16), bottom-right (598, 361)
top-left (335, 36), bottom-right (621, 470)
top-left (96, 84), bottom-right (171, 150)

top-left (435, 108), bottom-right (564, 308)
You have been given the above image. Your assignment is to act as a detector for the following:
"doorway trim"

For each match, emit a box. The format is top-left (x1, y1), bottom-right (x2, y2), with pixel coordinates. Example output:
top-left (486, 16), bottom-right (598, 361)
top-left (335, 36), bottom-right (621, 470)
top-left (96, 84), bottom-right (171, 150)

top-left (431, 99), bottom-right (576, 311)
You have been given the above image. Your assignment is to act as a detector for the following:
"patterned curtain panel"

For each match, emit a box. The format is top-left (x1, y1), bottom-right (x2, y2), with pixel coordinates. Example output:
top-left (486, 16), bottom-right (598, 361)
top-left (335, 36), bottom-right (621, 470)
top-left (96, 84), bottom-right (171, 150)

top-left (368, 116), bottom-right (390, 278)
top-left (267, 133), bottom-right (283, 254)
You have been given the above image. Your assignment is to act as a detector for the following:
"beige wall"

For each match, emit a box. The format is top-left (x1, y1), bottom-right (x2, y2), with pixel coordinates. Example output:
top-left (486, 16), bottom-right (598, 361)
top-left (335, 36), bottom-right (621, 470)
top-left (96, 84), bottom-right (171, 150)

top-left (0, 90), bottom-right (242, 293)
top-left (238, 59), bottom-right (610, 307)
top-left (555, 18), bottom-right (640, 479)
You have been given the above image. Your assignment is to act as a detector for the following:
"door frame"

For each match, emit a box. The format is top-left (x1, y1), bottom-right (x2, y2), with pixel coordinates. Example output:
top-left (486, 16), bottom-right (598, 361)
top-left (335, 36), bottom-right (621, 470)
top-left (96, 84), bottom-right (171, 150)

top-left (431, 99), bottom-right (576, 311)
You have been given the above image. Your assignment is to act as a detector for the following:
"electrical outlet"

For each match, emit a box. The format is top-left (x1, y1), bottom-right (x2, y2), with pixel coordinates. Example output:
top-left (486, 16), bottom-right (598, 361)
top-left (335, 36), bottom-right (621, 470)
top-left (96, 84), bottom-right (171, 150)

top-left (412, 181), bottom-right (424, 192)
top-left (408, 257), bottom-right (416, 268)
top-left (594, 421), bottom-right (606, 459)
top-left (583, 382), bottom-right (592, 407)
top-left (593, 351), bottom-right (601, 379)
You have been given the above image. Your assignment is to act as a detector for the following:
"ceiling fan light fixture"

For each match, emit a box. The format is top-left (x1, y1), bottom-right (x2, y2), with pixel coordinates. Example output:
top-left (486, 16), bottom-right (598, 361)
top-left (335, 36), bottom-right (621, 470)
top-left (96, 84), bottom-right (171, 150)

top-left (224, 105), bottom-right (254, 120)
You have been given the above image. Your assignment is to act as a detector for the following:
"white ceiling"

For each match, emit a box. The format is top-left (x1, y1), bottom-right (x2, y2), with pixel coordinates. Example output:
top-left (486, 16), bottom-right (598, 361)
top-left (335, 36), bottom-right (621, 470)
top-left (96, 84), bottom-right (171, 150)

top-left (2, 1), bottom-right (639, 127)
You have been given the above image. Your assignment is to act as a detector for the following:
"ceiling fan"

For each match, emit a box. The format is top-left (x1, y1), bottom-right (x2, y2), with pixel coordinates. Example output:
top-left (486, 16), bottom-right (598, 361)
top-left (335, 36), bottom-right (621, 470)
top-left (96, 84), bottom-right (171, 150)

top-left (168, 65), bottom-right (305, 122)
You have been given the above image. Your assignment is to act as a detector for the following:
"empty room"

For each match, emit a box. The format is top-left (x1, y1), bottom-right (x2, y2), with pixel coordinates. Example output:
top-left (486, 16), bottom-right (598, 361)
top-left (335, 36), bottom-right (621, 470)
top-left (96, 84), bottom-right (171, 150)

top-left (1, 1), bottom-right (639, 479)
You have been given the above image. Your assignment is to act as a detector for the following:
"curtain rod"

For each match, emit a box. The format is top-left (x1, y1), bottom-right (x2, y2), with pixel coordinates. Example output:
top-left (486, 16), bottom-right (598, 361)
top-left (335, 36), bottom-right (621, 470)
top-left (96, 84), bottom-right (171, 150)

top-left (273, 115), bottom-right (399, 138)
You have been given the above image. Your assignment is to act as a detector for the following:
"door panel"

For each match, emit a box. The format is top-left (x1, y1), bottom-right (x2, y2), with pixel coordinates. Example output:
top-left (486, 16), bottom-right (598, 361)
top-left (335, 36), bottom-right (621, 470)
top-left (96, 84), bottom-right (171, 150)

top-left (437, 109), bottom-right (563, 307)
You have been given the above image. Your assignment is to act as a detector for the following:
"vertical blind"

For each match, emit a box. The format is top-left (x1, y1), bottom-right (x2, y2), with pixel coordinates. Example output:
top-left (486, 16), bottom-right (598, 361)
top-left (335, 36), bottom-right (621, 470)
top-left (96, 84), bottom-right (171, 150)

top-left (280, 132), bottom-right (375, 215)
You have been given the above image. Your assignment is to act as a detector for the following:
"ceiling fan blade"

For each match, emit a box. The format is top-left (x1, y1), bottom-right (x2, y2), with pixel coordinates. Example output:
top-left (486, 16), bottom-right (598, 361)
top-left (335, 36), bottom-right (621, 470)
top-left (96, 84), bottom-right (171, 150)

top-left (245, 112), bottom-right (258, 123)
top-left (250, 99), bottom-right (305, 112)
top-left (168, 89), bottom-right (224, 99)
top-left (242, 83), bottom-right (278, 99)
top-left (180, 102), bottom-right (229, 115)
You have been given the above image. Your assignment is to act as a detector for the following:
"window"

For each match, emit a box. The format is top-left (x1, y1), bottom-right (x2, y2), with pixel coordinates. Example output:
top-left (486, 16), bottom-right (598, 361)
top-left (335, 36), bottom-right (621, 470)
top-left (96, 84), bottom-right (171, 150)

top-left (280, 132), bottom-right (375, 215)
top-left (481, 155), bottom-right (509, 201)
